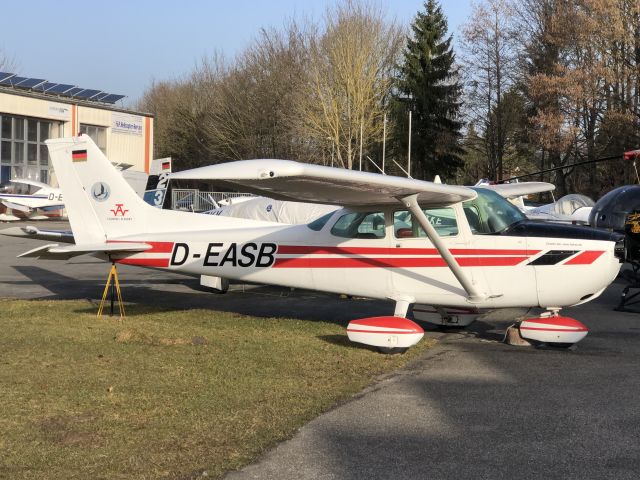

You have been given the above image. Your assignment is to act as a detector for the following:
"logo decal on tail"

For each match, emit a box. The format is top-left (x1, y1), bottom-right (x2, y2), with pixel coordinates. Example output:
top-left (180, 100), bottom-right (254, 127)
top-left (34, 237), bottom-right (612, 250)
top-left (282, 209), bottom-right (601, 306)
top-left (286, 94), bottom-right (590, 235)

top-left (91, 182), bottom-right (110, 202)
top-left (110, 204), bottom-right (130, 219)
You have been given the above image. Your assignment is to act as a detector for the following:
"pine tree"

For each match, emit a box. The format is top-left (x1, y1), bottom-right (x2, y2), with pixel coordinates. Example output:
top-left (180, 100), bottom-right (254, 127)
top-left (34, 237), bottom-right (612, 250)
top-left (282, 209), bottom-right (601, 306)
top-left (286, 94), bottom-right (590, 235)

top-left (391, 0), bottom-right (463, 181)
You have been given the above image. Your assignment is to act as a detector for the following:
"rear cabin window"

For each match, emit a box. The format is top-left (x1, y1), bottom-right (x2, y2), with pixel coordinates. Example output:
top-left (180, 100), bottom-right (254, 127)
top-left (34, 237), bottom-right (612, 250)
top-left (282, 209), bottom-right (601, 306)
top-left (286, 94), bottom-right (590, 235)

top-left (394, 208), bottom-right (458, 238)
top-left (330, 211), bottom-right (386, 239)
top-left (307, 211), bottom-right (335, 231)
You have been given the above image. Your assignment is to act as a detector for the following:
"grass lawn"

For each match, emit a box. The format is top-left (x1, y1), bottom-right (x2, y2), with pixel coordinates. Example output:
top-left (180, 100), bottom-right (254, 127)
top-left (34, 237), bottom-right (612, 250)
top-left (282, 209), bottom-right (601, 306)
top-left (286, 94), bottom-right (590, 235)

top-left (0, 299), bottom-right (434, 479)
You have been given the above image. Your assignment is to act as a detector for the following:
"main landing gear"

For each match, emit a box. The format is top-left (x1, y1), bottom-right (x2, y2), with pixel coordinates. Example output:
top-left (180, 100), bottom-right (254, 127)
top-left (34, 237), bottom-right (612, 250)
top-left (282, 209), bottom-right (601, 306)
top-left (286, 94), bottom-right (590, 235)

top-left (346, 298), bottom-right (424, 354)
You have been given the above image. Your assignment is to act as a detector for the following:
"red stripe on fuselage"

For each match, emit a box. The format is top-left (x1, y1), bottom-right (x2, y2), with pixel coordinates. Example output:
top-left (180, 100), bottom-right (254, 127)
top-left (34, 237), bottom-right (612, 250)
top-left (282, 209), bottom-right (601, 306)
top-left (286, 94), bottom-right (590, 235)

top-left (115, 258), bottom-right (170, 267)
top-left (277, 245), bottom-right (539, 256)
top-left (564, 250), bottom-right (605, 265)
top-left (273, 256), bottom-right (528, 268)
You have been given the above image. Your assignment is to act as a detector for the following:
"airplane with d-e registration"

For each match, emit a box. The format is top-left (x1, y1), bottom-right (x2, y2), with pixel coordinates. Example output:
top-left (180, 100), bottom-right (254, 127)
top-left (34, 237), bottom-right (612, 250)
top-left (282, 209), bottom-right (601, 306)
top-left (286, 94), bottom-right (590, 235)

top-left (0, 178), bottom-right (65, 221)
top-left (19, 136), bottom-right (625, 352)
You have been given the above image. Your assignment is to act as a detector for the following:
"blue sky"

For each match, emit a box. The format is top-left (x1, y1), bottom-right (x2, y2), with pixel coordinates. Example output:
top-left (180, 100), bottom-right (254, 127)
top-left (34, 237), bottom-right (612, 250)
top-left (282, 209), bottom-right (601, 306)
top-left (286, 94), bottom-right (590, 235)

top-left (0, 0), bottom-right (473, 106)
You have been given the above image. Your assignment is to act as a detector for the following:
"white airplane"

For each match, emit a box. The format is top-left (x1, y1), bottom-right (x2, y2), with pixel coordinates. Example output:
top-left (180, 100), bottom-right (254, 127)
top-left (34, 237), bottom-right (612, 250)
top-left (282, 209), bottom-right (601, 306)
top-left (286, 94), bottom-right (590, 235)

top-left (19, 136), bottom-right (624, 352)
top-left (524, 194), bottom-right (594, 225)
top-left (479, 180), bottom-right (594, 225)
top-left (0, 178), bottom-right (65, 221)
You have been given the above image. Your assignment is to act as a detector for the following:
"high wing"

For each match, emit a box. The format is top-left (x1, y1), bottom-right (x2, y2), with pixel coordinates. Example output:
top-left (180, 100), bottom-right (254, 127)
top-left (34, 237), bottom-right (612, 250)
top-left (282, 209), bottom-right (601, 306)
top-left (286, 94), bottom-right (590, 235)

top-left (486, 182), bottom-right (555, 199)
top-left (18, 242), bottom-right (152, 260)
top-left (170, 159), bottom-right (477, 207)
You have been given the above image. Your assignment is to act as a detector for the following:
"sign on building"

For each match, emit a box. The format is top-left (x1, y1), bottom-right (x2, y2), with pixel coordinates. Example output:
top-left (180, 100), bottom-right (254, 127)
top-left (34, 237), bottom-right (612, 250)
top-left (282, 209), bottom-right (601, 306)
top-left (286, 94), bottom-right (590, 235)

top-left (112, 112), bottom-right (143, 136)
top-left (47, 102), bottom-right (71, 120)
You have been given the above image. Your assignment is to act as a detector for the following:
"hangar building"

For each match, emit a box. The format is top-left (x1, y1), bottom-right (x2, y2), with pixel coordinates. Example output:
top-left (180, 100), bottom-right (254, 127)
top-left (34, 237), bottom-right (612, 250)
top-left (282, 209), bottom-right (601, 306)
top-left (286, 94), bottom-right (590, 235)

top-left (0, 72), bottom-right (153, 186)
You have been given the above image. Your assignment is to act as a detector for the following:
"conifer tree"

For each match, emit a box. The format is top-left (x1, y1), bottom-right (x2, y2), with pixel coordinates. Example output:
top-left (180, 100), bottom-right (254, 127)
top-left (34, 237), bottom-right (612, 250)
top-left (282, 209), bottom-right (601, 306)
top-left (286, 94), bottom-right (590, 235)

top-left (392, 0), bottom-right (463, 181)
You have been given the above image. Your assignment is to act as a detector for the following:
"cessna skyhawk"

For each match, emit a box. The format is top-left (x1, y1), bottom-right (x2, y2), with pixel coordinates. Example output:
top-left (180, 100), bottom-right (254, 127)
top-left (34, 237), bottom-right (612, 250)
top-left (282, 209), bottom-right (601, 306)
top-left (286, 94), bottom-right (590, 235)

top-left (0, 178), bottom-right (65, 221)
top-left (19, 136), bottom-right (624, 351)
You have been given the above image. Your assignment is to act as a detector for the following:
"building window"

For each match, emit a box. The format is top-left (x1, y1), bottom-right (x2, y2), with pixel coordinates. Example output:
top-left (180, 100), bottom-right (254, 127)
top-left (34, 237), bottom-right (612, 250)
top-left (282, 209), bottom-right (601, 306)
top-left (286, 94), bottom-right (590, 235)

top-left (0, 115), bottom-right (59, 184)
top-left (79, 124), bottom-right (107, 155)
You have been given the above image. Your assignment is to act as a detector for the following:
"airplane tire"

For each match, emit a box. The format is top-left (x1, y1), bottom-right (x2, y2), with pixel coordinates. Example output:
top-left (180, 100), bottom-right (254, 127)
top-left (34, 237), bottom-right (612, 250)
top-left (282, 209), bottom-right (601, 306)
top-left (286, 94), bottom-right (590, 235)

top-left (545, 342), bottom-right (574, 349)
top-left (202, 278), bottom-right (229, 294)
top-left (215, 278), bottom-right (230, 294)
top-left (377, 346), bottom-right (408, 355)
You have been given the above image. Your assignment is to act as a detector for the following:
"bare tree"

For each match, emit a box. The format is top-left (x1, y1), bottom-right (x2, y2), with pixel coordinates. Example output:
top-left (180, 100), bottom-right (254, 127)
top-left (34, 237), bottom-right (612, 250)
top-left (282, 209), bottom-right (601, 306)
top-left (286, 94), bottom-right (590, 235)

top-left (461, 0), bottom-right (520, 181)
top-left (298, 1), bottom-right (403, 169)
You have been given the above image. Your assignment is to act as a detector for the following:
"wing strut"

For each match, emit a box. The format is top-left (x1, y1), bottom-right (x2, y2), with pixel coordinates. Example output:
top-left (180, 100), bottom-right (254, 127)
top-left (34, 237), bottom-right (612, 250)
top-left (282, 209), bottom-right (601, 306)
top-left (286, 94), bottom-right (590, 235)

top-left (398, 194), bottom-right (486, 303)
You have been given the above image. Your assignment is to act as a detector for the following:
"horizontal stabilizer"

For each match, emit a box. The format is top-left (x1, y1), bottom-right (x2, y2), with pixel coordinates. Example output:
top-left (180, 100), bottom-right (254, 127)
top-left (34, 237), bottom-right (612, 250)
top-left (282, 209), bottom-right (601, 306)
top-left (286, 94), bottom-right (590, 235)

top-left (18, 242), bottom-right (151, 260)
top-left (1, 225), bottom-right (75, 243)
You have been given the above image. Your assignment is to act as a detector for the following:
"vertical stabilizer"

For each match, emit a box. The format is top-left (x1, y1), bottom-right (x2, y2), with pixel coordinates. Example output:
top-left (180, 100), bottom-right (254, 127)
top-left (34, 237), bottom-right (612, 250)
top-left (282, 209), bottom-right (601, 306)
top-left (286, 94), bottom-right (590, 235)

top-left (47, 136), bottom-right (156, 243)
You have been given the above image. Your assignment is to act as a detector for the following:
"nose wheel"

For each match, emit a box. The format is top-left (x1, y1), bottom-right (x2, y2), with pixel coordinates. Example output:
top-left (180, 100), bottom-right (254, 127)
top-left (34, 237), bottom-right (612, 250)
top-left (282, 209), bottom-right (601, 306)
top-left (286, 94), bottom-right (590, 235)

top-left (505, 308), bottom-right (589, 348)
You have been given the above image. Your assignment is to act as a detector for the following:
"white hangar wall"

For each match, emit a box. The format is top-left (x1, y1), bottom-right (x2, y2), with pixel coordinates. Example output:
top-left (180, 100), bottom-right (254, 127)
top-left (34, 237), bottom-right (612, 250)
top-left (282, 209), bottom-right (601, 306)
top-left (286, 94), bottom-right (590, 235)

top-left (0, 88), bottom-right (153, 186)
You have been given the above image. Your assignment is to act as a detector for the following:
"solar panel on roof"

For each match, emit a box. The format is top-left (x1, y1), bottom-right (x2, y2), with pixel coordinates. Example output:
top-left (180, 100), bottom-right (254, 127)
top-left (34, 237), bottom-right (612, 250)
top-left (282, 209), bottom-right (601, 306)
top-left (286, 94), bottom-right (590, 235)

top-left (8, 76), bottom-right (28, 86)
top-left (65, 87), bottom-right (84, 96)
top-left (15, 78), bottom-right (46, 89)
top-left (0, 72), bottom-right (15, 83)
top-left (37, 82), bottom-right (58, 92)
top-left (46, 83), bottom-right (75, 94)
top-left (0, 71), bottom-right (131, 108)
top-left (99, 93), bottom-right (126, 104)
top-left (73, 89), bottom-right (102, 99)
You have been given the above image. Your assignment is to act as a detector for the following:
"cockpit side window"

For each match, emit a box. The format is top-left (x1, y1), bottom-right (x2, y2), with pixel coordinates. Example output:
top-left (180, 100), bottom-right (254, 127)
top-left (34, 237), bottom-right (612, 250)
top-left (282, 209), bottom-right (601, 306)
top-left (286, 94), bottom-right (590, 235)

top-left (330, 211), bottom-right (386, 239)
top-left (394, 208), bottom-right (458, 238)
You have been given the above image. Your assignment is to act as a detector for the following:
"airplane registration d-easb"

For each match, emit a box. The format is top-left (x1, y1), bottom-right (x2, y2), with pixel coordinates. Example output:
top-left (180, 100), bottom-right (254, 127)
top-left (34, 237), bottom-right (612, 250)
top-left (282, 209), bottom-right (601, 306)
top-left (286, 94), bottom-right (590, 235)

top-left (21, 136), bottom-right (624, 352)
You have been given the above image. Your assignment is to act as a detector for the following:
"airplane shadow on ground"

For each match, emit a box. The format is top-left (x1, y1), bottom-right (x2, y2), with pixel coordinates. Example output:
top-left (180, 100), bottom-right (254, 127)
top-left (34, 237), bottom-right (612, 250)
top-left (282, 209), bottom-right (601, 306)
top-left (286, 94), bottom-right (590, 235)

top-left (9, 265), bottom-right (389, 325)
top-left (9, 265), bottom-right (522, 342)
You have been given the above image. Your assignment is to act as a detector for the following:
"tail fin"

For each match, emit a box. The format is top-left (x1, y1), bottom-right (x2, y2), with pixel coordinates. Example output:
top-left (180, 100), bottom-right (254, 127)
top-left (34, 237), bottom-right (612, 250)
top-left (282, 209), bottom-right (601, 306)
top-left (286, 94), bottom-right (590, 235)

top-left (47, 136), bottom-right (158, 244)
top-left (142, 157), bottom-right (172, 208)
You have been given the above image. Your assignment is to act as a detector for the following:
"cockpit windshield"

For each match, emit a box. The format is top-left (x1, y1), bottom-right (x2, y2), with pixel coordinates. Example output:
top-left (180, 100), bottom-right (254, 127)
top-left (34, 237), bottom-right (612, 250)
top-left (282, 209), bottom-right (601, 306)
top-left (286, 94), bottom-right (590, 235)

top-left (463, 187), bottom-right (526, 234)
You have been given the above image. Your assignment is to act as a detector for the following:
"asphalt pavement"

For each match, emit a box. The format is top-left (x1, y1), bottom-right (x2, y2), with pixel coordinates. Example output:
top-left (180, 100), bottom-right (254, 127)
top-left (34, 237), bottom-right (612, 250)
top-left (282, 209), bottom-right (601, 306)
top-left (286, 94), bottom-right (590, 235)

top-left (2, 220), bottom-right (640, 479)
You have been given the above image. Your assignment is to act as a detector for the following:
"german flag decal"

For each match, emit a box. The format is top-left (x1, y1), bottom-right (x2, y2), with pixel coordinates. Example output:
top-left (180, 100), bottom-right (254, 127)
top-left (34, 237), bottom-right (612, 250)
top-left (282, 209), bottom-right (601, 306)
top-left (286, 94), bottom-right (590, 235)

top-left (72, 149), bottom-right (88, 162)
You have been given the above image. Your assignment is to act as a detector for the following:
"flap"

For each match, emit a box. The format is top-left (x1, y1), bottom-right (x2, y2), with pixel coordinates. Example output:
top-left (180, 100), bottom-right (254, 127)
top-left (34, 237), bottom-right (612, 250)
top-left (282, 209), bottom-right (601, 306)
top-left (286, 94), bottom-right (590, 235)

top-left (170, 159), bottom-right (477, 207)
